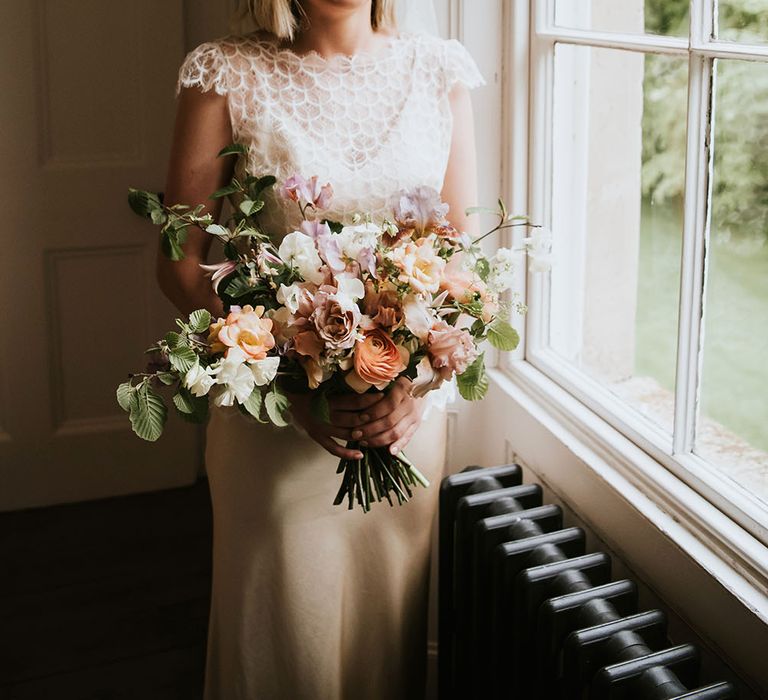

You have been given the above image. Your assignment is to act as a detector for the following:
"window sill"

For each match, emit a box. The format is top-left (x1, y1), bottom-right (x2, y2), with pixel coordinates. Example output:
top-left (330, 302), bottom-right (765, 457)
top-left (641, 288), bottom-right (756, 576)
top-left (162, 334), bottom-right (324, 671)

top-left (471, 362), bottom-right (768, 690)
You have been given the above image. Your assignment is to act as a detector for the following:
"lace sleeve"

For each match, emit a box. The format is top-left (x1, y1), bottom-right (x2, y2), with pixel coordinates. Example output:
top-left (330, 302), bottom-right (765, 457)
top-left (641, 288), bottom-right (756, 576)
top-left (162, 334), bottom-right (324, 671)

top-left (442, 39), bottom-right (485, 92)
top-left (176, 41), bottom-right (229, 96)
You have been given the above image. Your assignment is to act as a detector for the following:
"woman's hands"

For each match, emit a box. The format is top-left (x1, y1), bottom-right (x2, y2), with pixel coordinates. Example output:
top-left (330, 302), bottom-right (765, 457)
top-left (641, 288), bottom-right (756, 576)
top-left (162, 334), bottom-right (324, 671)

top-left (288, 377), bottom-right (425, 460)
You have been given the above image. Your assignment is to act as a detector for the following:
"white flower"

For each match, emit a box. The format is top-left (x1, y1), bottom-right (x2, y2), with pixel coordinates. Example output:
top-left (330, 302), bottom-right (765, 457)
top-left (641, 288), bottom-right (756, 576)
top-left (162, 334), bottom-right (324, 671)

top-left (403, 295), bottom-right (434, 341)
top-left (334, 274), bottom-right (365, 304)
top-left (182, 360), bottom-right (216, 397)
top-left (488, 247), bottom-right (518, 293)
top-left (523, 227), bottom-right (554, 273)
top-left (208, 352), bottom-right (255, 407)
top-left (276, 282), bottom-right (303, 314)
top-left (249, 356), bottom-right (280, 386)
top-left (334, 222), bottom-right (380, 260)
top-left (409, 355), bottom-right (445, 398)
top-left (278, 231), bottom-right (325, 285)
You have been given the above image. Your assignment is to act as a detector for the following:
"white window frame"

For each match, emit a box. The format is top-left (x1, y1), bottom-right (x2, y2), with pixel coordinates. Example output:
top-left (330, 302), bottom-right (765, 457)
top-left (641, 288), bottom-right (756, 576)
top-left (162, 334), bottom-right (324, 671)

top-left (498, 0), bottom-right (768, 587)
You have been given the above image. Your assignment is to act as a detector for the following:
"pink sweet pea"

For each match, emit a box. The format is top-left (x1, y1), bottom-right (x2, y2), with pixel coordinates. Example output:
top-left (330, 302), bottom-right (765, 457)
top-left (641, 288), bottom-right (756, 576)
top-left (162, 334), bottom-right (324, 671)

top-left (282, 174), bottom-right (333, 210)
top-left (199, 260), bottom-right (238, 294)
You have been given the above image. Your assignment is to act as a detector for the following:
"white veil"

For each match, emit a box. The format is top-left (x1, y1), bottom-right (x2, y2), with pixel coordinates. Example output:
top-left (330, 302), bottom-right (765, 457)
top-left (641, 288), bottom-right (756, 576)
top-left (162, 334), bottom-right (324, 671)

top-left (395, 0), bottom-right (439, 36)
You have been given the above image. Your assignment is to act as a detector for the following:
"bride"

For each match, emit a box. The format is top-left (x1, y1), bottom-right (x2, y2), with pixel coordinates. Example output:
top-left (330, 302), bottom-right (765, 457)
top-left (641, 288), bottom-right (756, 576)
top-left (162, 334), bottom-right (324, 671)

top-left (158, 0), bottom-right (483, 697)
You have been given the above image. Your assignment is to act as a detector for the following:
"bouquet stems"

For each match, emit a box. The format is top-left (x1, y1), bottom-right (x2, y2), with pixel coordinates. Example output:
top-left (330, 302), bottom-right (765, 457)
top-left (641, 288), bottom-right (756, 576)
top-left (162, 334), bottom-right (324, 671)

top-left (333, 442), bottom-right (430, 513)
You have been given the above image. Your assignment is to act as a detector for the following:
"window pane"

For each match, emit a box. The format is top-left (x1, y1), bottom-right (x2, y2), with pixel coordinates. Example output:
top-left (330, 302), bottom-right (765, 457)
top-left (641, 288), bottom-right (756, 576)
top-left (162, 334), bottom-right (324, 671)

top-left (717, 1), bottom-right (768, 44)
top-left (549, 45), bottom-right (688, 433)
top-left (697, 59), bottom-right (768, 505)
top-left (553, 0), bottom-right (689, 38)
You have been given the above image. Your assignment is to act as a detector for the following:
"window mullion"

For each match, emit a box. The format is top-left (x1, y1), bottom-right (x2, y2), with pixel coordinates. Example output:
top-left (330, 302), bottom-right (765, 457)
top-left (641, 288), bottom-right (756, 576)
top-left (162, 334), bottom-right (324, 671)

top-left (672, 3), bottom-right (715, 456)
top-left (526, 0), bottom-right (555, 357)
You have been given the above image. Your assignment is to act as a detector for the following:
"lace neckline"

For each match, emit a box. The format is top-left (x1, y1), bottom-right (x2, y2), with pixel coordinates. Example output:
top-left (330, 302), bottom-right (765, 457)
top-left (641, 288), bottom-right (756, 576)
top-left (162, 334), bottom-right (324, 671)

top-left (248, 32), bottom-right (409, 70)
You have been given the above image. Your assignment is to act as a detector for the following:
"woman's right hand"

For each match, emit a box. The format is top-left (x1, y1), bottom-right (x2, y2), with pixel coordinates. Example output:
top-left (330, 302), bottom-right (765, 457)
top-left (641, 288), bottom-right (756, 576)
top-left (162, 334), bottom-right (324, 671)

top-left (287, 391), bottom-right (385, 460)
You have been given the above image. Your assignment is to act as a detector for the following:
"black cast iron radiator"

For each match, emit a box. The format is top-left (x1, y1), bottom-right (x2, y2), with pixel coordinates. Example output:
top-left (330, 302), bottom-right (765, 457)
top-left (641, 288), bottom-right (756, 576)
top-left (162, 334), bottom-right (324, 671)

top-left (438, 464), bottom-right (738, 700)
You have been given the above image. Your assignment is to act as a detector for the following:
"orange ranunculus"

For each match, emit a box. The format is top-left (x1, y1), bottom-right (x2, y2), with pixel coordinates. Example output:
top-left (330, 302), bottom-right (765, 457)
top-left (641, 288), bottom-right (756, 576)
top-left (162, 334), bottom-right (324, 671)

top-left (347, 329), bottom-right (409, 393)
top-left (209, 304), bottom-right (275, 361)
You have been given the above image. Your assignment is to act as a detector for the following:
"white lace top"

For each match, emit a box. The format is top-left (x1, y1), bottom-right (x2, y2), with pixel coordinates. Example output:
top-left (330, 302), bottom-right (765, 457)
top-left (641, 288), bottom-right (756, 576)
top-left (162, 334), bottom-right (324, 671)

top-left (177, 31), bottom-right (484, 418)
top-left (177, 31), bottom-right (484, 235)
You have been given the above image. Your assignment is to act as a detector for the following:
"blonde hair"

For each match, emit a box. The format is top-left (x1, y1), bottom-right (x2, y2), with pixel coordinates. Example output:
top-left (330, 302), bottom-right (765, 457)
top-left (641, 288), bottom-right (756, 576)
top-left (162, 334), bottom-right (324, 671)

top-left (234, 0), bottom-right (397, 41)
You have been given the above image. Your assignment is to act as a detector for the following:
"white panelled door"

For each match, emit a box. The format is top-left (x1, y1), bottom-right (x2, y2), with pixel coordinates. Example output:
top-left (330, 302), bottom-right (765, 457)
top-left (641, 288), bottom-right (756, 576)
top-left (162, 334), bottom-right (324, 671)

top-left (0, 0), bottom-right (204, 510)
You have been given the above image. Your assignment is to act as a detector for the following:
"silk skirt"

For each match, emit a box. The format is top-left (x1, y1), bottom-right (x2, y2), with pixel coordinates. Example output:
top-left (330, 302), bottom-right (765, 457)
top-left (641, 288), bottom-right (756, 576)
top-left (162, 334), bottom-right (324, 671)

top-left (202, 403), bottom-right (447, 700)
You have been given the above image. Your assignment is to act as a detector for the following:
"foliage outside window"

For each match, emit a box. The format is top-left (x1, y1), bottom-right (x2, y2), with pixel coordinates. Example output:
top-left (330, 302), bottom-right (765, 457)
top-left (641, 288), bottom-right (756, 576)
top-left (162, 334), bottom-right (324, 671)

top-left (527, 0), bottom-right (768, 542)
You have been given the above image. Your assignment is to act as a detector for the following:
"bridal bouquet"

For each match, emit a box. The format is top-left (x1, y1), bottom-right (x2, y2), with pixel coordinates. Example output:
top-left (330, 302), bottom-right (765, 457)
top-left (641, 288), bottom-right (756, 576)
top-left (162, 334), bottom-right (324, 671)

top-left (118, 143), bottom-right (549, 512)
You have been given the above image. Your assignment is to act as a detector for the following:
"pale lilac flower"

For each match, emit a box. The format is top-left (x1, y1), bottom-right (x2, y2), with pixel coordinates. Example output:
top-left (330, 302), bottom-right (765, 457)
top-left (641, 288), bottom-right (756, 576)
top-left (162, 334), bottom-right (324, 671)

top-left (300, 219), bottom-right (332, 242)
top-left (199, 260), bottom-right (238, 294)
top-left (333, 222), bottom-right (379, 276)
top-left (392, 186), bottom-right (449, 238)
top-left (307, 224), bottom-right (344, 272)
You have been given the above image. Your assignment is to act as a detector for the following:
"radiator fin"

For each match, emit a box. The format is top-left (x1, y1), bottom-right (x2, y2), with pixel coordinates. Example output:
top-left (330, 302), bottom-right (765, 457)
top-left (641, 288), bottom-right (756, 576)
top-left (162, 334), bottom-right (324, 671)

top-left (438, 465), bottom-right (738, 699)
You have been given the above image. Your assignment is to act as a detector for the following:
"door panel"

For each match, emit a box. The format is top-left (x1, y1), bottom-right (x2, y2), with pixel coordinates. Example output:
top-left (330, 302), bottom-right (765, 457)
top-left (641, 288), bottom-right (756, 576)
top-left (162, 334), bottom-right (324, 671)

top-left (0, 0), bottom-right (205, 510)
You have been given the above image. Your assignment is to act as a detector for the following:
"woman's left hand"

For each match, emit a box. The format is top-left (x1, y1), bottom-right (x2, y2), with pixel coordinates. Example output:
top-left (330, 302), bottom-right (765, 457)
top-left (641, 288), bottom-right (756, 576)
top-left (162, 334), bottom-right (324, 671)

top-left (332, 377), bottom-right (424, 455)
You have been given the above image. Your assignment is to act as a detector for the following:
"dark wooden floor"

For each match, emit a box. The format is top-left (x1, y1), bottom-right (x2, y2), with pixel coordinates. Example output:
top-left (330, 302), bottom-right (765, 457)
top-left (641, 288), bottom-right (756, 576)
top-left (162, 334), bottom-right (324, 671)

top-left (0, 479), bottom-right (213, 700)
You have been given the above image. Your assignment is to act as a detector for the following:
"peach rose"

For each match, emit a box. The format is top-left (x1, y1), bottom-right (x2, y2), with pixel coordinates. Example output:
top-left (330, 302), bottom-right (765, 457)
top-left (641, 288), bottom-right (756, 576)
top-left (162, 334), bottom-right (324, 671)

top-left (363, 280), bottom-right (404, 331)
top-left (389, 237), bottom-right (446, 295)
top-left (347, 329), bottom-right (409, 393)
top-left (427, 319), bottom-right (478, 375)
top-left (440, 254), bottom-right (486, 304)
top-left (293, 328), bottom-right (324, 361)
top-left (208, 304), bottom-right (275, 361)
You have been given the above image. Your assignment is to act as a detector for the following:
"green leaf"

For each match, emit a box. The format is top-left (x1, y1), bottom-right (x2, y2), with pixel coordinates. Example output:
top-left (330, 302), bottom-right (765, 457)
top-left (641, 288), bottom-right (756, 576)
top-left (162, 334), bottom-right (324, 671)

top-left (169, 346), bottom-right (197, 373)
top-left (164, 331), bottom-right (187, 349)
top-left (456, 353), bottom-right (489, 401)
top-left (265, 386), bottom-right (290, 427)
top-left (223, 241), bottom-right (239, 260)
top-left (223, 275), bottom-right (254, 298)
top-left (470, 318), bottom-right (485, 337)
top-left (475, 257), bottom-right (490, 282)
top-left (217, 143), bottom-right (249, 157)
top-left (188, 308), bottom-right (212, 334)
top-left (242, 387), bottom-right (264, 421)
top-left (156, 372), bottom-right (176, 386)
top-left (150, 208), bottom-right (167, 225)
top-left (498, 198), bottom-right (508, 221)
top-left (310, 391), bottom-right (330, 424)
top-left (487, 319), bottom-right (520, 352)
top-left (128, 189), bottom-right (162, 218)
top-left (238, 199), bottom-right (264, 217)
top-left (171, 387), bottom-right (208, 423)
top-left (172, 389), bottom-right (195, 414)
top-left (116, 381), bottom-right (134, 412)
top-left (161, 227), bottom-right (187, 261)
top-left (129, 382), bottom-right (167, 441)
top-left (210, 183), bottom-right (241, 199)
top-left (252, 175), bottom-right (277, 196)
